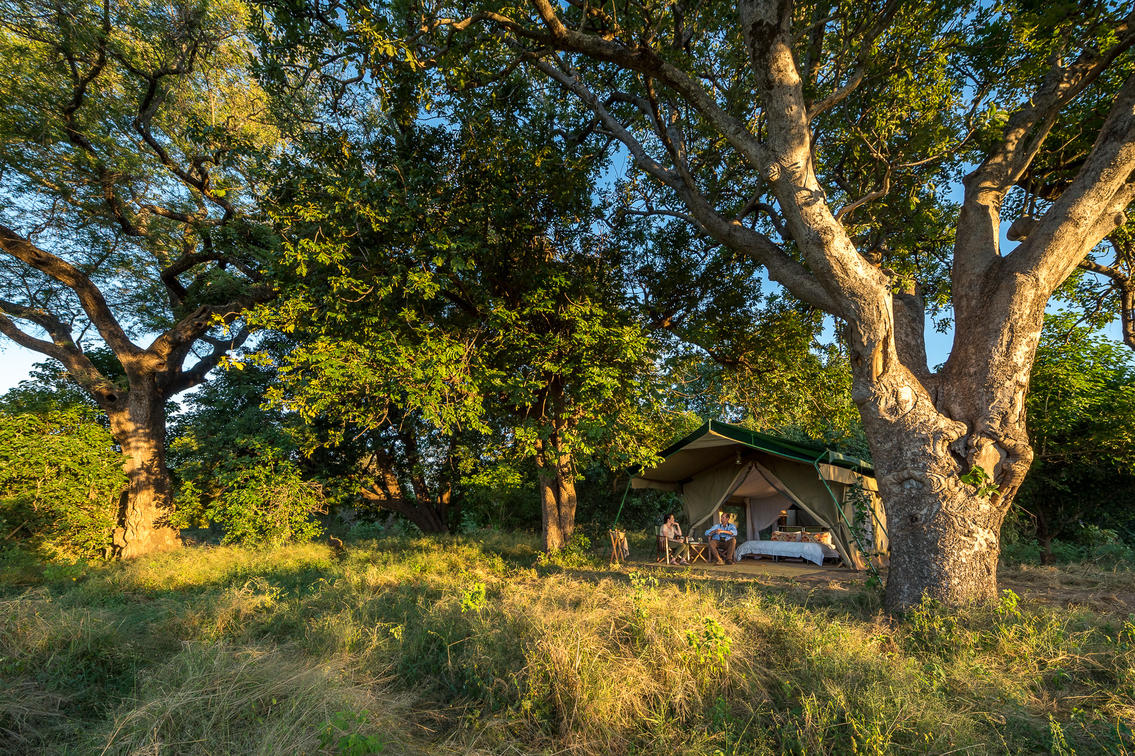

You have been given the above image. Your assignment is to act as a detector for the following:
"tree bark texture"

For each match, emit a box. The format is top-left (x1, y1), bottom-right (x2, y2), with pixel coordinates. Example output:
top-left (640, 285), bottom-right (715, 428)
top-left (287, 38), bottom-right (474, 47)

top-left (536, 430), bottom-right (578, 552)
top-left (104, 382), bottom-right (181, 558)
top-left (847, 266), bottom-right (1050, 608)
top-left (0, 225), bottom-right (261, 558)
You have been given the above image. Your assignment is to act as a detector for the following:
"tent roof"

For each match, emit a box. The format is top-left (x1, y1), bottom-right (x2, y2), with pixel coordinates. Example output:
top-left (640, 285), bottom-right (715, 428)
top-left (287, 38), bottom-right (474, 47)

top-left (634, 420), bottom-right (874, 486)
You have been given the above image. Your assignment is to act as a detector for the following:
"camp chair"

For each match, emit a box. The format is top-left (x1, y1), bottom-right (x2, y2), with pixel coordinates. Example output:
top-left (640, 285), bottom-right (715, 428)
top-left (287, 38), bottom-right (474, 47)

top-left (609, 529), bottom-right (629, 566)
top-left (655, 525), bottom-right (675, 564)
top-left (655, 525), bottom-right (692, 564)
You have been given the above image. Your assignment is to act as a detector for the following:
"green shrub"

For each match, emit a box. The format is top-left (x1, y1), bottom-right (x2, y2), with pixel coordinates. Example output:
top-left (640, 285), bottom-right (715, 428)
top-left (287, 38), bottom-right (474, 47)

top-left (537, 533), bottom-right (598, 568)
top-left (0, 408), bottom-right (123, 559)
top-left (173, 441), bottom-right (325, 546)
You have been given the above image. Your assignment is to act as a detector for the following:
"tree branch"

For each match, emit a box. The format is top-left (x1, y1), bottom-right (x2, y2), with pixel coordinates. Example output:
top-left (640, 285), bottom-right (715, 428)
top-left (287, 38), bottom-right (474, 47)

top-left (0, 224), bottom-right (139, 357)
top-left (955, 12), bottom-right (1135, 298)
top-left (519, 0), bottom-right (769, 170)
top-left (164, 325), bottom-right (251, 393)
top-left (0, 307), bottom-right (116, 398)
top-left (1007, 70), bottom-right (1135, 291)
top-left (147, 286), bottom-right (274, 364)
top-left (739, 0), bottom-right (889, 326)
top-left (530, 55), bottom-right (836, 311)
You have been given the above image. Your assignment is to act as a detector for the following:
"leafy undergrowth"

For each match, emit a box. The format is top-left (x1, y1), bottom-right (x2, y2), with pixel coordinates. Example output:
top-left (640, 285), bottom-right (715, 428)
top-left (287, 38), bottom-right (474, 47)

top-left (1, 533), bottom-right (1134, 754)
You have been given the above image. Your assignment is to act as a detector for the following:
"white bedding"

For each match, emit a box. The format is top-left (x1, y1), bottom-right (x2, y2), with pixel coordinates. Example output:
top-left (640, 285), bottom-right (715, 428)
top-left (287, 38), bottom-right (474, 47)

top-left (734, 539), bottom-right (834, 567)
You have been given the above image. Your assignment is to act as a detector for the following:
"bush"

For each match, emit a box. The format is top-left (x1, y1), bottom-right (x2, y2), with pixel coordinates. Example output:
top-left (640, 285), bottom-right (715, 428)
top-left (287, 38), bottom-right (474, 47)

top-left (173, 442), bottom-right (326, 546)
top-left (0, 408), bottom-right (123, 559)
top-left (1001, 524), bottom-right (1135, 568)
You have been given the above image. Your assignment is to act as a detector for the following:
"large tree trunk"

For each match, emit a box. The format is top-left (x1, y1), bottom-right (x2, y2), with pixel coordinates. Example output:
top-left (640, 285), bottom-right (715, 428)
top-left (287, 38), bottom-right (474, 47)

top-left (854, 273), bottom-right (1045, 611)
top-left (863, 402), bottom-right (1016, 609)
top-left (105, 382), bottom-right (181, 558)
top-left (536, 429), bottom-right (577, 552)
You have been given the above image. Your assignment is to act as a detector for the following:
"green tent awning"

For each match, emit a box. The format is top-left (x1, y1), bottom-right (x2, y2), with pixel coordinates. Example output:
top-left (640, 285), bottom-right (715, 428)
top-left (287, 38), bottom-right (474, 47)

top-left (633, 420), bottom-right (873, 490)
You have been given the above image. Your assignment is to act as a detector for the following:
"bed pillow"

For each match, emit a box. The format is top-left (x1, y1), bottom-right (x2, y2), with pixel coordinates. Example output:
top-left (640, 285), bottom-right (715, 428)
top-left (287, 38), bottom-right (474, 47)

top-left (770, 530), bottom-right (793, 542)
top-left (803, 531), bottom-right (834, 548)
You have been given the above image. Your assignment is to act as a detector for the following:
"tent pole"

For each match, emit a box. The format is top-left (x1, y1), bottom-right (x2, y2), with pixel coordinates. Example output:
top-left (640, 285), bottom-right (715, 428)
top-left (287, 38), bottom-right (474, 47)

top-left (611, 476), bottom-right (633, 527)
top-left (811, 451), bottom-right (881, 582)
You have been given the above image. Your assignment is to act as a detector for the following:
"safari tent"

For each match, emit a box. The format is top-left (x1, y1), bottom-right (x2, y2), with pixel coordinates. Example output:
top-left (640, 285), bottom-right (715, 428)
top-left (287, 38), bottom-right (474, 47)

top-left (632, 420), bottom-right (888, 570)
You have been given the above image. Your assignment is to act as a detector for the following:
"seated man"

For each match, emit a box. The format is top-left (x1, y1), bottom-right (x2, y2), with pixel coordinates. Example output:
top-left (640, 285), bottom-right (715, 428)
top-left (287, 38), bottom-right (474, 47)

top-left (706, 512), bottom-right (738, 564)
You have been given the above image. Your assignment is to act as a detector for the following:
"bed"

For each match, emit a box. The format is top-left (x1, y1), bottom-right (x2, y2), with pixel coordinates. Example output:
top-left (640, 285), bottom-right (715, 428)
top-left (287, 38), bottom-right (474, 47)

top-left (734, 538), bottom-right (838, 567)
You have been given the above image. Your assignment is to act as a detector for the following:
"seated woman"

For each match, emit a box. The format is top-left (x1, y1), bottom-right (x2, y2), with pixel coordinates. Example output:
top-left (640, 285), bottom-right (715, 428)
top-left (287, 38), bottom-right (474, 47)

top-left (660, 512), bottom-right (690, 565)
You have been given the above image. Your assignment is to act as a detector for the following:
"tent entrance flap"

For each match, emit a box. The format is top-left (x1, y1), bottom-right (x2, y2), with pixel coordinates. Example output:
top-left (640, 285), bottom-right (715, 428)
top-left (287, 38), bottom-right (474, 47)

top-left (729, 465), bottom-right (791, 539)
top-left (682, 457), bottom-right (862, 569)
top-left (681, 462), bottom-right (751, 533)
top-left (752, 459), bottom-right (858, 568)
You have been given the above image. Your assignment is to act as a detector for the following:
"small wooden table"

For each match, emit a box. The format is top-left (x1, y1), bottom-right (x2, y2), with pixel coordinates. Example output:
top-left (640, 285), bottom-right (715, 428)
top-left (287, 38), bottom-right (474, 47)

top-left (687, 540), bottom-right (710, 564)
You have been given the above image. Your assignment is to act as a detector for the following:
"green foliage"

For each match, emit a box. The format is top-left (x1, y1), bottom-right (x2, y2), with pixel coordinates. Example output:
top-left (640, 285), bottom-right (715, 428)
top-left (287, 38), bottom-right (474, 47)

top-left (845, 484), bottom-right (882, 565)
top-left (1049, 716), bottom-right (1075, 756)
top-left (318, 711), bottom-right (386, 755)
top-left (0, 407), bottom-right (123, 559)
top-left (246, 39), bottom-right (672, 537)
top-left (1004, 525), bottom-right (1135, 567)
top-left (173, 441), bottom-right (325, 546)
top-left (685, 616), bottom-right (733, 671)
top-left (998, 589), bottom-right (1022, 619)
top-left (901, 595), bottom-right (964, 658)
top-left (168, 351), bottom-right (352, 544)
top-left (1015, 314), bottom-right (1135, 555)
top-left (0, 356), bottom-right (118, 417)
top-left (960, 465), bottom-right (1001, 500)
top-left (535, 534), bottom-right (597, 569)
top-left (459, 580), bottom-right (487, 614)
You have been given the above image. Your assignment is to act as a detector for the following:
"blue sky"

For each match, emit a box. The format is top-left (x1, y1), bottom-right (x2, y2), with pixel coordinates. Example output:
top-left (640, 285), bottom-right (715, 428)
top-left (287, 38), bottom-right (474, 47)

top-left (0, 344), bottom-right (44, 392)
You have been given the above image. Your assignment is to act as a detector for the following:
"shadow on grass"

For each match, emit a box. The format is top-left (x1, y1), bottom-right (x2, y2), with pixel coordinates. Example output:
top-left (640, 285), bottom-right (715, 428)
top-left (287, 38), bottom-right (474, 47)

top-left (4, 536), bottom-right (1135, 755)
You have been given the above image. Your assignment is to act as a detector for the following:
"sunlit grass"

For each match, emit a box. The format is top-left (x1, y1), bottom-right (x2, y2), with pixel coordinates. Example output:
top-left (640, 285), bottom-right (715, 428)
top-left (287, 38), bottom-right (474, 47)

top-left (1, 532), bottom-right (1133, 754)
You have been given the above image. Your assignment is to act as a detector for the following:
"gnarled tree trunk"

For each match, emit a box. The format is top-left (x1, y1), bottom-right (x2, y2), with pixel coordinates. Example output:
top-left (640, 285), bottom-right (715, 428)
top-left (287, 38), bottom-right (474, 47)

top-left (854, 270), bottom-right (1046, 609)
top-left (357, 432), bottom-right (457, 533)
top-left (859, 375), bottom-right (1023, 608)
top-left (104, 381), bottom-right (181, 558)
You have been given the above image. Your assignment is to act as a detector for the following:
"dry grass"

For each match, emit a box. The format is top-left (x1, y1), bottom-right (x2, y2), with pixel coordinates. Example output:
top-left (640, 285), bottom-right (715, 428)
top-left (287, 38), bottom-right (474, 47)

top-left (1, 533), bottom-right (1133, 754)
top-left (1000, 562), bottom-right (1135, 613)
top-left (96, 643), bottom-right (410, 755)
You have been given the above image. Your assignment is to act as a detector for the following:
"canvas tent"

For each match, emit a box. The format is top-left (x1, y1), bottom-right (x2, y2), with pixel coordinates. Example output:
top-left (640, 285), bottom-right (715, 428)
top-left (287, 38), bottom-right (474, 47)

top-left (632, 421), bottom-right (888, 570)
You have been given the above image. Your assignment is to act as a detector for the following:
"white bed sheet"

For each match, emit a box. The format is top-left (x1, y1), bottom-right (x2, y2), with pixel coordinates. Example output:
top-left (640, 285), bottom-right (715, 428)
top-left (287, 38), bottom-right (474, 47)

top-left (734, 539), bottom-right (832, 567)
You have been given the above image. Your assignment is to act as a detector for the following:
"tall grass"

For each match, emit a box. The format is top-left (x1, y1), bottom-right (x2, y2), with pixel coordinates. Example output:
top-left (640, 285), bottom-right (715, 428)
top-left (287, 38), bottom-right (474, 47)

top-left (1, 532), bottom-right (1133, 754)
top-left (97, 643), bottom-right (408, 755)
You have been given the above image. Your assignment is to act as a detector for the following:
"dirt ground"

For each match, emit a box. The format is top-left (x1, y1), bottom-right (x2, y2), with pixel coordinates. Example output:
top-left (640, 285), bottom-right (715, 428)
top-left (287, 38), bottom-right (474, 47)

top-left (641, 555), bottom-right (1135, 614)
